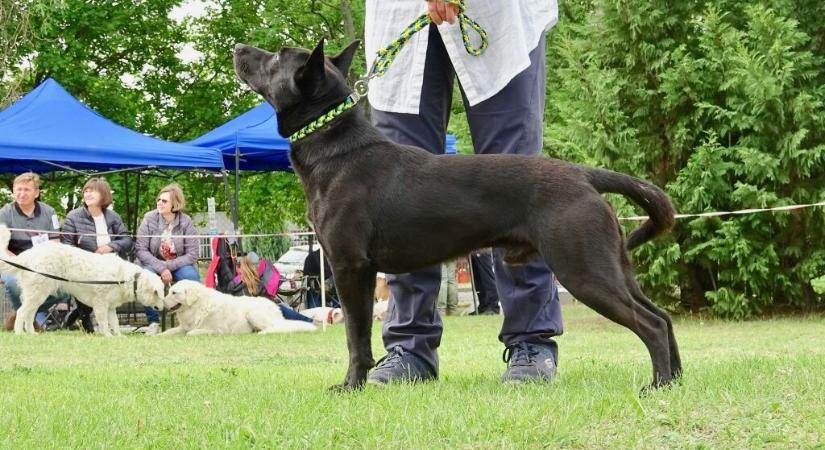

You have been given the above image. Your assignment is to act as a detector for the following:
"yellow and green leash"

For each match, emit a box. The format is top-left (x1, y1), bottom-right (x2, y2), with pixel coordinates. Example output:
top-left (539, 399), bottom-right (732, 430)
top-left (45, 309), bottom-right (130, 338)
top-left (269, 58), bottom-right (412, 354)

top-left (289, 0), bottom-right (487, 143)
top-left (358, 0), bottom-right (487, 89)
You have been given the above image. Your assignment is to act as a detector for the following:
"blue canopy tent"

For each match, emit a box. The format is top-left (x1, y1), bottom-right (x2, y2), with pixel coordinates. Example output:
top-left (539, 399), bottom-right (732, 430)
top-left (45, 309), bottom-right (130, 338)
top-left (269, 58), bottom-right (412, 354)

top-left (0, 78), bottom-right (226, 234)
top-left (187, 102), bottom-right (458, 226)
top-left (0, 78), bottom-right (225, 174)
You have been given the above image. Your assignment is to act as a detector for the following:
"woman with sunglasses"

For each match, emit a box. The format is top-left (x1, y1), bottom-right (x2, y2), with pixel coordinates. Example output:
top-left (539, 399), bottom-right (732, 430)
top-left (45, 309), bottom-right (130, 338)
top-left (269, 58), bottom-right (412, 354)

top-left (135, 183), bottom-right (200, 335)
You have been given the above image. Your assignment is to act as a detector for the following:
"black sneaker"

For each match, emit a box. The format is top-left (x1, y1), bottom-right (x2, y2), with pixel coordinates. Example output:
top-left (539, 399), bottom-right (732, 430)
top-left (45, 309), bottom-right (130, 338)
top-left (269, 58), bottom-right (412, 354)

top-left (367, 346), bottom-right (437, 385)
top-left (501, 341), bottom-right (557, 383)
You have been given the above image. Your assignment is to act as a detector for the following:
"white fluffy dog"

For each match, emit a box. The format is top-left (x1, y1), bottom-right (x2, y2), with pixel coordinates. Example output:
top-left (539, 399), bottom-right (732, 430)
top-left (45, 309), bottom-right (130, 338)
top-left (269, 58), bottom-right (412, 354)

top-left (301, 307), bottom-right (344, 324)
top-left (160, 280), bottom-right (317, 336)
top-left (0, 224), bottom-right (165, 336)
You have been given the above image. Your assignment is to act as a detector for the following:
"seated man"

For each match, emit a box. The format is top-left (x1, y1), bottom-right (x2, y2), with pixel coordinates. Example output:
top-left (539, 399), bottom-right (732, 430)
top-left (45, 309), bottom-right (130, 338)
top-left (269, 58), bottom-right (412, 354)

top-left (1, 172), bottom-right (66, 330)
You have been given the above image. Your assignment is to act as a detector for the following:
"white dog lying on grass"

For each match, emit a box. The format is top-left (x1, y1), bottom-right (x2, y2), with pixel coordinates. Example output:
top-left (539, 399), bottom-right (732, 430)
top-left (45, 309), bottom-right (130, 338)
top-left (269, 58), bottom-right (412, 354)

top-left (300, 307), bottom-right (344, 324)
top-left (160, 280), bottom-right (317, 336)
top-left (0, 224), bottom-right (165, 336)
top-left (299, 305), bottom-right (388, 323)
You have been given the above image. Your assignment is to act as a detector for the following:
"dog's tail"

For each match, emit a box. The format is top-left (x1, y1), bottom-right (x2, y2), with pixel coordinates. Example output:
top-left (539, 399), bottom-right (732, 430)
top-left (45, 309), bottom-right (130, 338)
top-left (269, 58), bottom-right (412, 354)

top-left (585, 168), bottom-right (676, 250)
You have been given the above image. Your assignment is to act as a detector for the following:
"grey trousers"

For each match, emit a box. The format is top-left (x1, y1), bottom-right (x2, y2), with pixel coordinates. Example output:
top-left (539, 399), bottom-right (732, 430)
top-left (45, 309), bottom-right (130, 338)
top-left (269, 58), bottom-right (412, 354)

top-left (371, 25), bottom-right (563, 373)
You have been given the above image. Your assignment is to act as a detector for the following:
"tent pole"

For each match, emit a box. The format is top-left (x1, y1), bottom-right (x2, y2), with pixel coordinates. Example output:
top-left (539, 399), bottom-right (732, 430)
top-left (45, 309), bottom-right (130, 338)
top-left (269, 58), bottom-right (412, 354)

top-left (222, 170), bottom-right (231, 227)
top-left (133, 172), bottom-right (142, 239)
top-left (233, 146), bottom-right (240, 232)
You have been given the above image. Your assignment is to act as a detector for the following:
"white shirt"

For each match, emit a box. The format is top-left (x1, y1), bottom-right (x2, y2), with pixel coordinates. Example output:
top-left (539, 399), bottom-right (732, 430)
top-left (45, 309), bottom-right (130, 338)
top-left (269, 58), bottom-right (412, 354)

top-left (92, 214), bottom-right (111, 247)
top-left (365, 0), bottom-right (558, 114)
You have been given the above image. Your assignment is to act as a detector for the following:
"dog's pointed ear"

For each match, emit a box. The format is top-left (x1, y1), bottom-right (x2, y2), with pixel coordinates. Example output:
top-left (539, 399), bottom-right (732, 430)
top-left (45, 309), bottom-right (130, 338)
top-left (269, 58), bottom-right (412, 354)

top-left (330, 40), bottom-right (360, 76)
top-left (296, 38), bottom-right (327, 91)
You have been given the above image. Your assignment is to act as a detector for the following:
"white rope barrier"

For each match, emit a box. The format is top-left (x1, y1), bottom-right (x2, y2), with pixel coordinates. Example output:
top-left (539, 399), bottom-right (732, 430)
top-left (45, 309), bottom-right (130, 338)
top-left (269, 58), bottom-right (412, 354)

top-left (619, 200), bottom-right (825, 221)
top-left (9, 199), bottom-right (825, 237)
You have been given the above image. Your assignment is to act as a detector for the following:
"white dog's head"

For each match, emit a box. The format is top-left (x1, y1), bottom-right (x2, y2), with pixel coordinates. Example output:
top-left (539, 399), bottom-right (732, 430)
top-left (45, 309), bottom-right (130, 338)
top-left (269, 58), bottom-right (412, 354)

top-left (164, 279), bottom-right (206, 312)
top-left (135, 270), bottom-right (167, 311)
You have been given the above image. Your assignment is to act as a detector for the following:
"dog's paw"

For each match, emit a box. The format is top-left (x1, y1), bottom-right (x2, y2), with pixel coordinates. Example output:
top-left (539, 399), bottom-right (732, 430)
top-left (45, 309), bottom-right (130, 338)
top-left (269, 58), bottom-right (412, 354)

top-left (327, 383), bottom-right (362, 394)
top-left (639, 378), bottom-right (680, 397)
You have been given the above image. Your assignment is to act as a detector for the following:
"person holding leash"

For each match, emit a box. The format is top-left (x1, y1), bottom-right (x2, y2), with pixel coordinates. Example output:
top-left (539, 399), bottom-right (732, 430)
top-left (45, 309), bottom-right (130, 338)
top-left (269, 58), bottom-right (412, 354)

top-left (365, 0), bottom-right (564, 384)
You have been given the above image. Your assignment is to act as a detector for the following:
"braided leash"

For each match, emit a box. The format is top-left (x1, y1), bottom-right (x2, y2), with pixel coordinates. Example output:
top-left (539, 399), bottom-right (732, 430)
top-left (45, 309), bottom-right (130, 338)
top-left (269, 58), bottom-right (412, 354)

top-left (353, 0), bottom-right (488, 98)
top-left (289, 0), bottom-right (487, 143)
top-left (288, 96), bottom-right (357, 143)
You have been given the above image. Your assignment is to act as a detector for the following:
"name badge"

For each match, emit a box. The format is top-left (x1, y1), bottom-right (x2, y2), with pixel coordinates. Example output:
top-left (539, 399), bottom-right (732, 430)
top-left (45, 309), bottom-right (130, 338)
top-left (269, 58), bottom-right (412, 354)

top-left (31, 233), bottom-right (49, 247)
top-left (52, 214), bottom-right (60, 230)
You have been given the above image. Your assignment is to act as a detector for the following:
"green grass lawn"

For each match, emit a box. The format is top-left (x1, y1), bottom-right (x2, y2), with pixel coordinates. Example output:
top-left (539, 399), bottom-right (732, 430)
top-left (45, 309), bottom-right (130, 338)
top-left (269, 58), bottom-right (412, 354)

top-left (1, 303), bottom-right (823, 449)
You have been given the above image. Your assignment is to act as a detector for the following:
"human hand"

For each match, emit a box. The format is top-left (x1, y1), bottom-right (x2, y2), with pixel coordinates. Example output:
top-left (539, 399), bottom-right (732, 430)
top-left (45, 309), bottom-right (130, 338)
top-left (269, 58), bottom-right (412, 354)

top-left (161, 269), bottom-right (173, 284)
top-left (95, 245), bottom-right (114, 254)
top-left (427, 0), bottom-right (459, 25)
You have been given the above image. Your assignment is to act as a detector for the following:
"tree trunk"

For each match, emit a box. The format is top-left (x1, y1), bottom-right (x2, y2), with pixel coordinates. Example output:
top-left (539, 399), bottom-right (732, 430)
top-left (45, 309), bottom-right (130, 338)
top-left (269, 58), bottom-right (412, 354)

top-left (340, 0), bottom-right (355, 41)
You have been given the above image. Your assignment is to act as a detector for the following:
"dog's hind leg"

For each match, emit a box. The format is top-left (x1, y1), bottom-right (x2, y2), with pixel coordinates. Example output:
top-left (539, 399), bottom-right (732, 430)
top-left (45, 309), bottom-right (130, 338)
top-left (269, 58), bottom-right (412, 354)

top-left (538, 206), bottom-right (673, 389)
top-left (330, 262), bottom-right (377, 391)
top-left (15, 291), bottom-right (45, 334)
top-left (14, 303), bottom-right (38, 334)
top-left (559, 270), bottom-right (673, 389)
top-left (621, 262), bottom-right (682, 380)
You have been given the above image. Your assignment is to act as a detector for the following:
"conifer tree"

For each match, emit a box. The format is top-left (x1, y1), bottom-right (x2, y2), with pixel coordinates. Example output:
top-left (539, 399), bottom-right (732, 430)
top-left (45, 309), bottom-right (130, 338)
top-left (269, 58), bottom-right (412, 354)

top-left (547, 0), bottom-right (825, 317)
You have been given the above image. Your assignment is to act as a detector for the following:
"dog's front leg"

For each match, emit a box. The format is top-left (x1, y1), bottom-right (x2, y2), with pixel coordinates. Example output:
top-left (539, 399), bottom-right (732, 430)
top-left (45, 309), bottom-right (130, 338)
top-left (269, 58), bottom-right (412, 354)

top-left (330, 267), bottom-right (377, 391)
top-left (186, 328), bottom-right (217, 336)
top-left (158, 326), bottom-right (186, 336)
top-left (108, 307), bottom-right (122, 336)
top-left (92, 305), bottom-right (113, 337)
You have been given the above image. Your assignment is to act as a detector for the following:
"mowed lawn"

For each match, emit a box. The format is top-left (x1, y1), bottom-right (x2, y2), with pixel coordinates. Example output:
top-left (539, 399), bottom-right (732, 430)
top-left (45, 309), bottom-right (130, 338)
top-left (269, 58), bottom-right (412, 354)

top-left (1, 302), bottom-right (823, 449)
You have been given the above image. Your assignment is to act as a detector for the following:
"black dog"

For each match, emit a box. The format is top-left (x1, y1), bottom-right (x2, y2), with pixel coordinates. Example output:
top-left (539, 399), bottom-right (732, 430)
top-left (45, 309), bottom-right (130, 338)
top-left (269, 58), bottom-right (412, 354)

top-left (234, 40), bottom-right (681, 391)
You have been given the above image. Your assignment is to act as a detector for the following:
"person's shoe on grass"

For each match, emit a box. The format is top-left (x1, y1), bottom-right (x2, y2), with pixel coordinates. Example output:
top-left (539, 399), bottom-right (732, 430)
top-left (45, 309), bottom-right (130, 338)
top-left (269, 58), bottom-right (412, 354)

top-left (501, 340), bottom-right (557, 383)
top-left (367, 345), bottom-right (437, 385)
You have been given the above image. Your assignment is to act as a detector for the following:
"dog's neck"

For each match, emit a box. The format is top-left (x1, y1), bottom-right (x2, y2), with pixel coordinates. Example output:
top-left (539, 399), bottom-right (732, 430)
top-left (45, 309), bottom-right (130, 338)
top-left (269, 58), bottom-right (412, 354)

top-left (294, 110), bottom-right (383, 163)
top-left (286, 94), bottom-right (358, 143)
top-left (277, 87), bottom-right (351, 139)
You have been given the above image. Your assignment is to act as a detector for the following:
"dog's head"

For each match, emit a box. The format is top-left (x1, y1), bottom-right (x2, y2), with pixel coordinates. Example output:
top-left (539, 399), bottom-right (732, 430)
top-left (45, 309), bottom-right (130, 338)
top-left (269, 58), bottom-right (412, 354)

top-left (163, 279), bottom-right (205, 313)
top-left (136, 271), bottom-right (166, 310)
top-left (233, 39), bottom-right (360, 137)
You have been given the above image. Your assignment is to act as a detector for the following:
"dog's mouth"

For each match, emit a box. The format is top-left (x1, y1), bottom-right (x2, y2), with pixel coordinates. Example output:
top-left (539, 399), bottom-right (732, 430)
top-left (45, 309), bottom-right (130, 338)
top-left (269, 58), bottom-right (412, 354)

top-left (168, 303), bottom-right (182, 313)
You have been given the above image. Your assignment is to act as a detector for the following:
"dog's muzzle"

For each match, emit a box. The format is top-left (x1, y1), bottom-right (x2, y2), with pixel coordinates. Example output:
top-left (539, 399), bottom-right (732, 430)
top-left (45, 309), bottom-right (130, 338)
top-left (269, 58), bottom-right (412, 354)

top-left (168, 303), bottom-right (182, 313)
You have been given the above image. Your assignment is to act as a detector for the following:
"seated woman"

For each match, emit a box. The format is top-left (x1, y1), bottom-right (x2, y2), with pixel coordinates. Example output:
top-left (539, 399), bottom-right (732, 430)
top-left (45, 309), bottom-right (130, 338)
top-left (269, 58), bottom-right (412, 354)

top-left (61, 178), bottom-right (134, 333)
top-left (229, 252), bottom-right (314, 324)
top-left (135, 183), bottom-right (200, 335)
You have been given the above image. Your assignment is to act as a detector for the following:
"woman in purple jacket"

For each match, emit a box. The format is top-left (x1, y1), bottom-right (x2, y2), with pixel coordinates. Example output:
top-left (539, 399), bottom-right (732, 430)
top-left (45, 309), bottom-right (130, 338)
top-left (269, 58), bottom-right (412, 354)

top-left (135, 183), bottom-right (200, 334)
